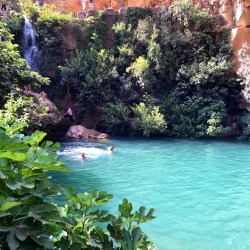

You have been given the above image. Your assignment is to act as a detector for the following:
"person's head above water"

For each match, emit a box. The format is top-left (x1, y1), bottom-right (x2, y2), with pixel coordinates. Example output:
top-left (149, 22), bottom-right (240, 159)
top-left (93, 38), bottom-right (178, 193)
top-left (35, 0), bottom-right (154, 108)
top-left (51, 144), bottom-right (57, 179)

top-left (109, 146), bottom-right (114, 152)
top-left (81, 152), bottom-right (86, 159)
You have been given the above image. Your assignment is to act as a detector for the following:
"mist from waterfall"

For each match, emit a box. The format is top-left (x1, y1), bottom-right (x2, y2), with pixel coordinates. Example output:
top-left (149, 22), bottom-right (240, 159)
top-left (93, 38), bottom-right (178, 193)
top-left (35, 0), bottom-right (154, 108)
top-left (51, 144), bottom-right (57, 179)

top-left (22, 17), bottom-right (44, 73)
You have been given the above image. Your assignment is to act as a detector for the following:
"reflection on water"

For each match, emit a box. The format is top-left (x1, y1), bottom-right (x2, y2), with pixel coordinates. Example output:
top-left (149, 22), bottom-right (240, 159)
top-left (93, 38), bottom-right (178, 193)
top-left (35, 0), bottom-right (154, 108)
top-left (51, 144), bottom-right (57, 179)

top-left (53, 138), bottom-right (250, 250)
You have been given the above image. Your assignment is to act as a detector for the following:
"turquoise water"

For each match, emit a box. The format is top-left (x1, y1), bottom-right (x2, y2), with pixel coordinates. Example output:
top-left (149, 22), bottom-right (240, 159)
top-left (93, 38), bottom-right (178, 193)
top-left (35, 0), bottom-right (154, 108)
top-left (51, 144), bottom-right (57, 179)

top-left (54, 138), bottom-right (250, 250)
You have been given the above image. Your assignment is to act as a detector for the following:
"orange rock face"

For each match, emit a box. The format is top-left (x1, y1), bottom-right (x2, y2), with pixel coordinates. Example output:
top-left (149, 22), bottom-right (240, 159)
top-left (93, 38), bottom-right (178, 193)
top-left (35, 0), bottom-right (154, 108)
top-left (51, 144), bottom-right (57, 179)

top-left (44, 0), bottom-right (250, 69)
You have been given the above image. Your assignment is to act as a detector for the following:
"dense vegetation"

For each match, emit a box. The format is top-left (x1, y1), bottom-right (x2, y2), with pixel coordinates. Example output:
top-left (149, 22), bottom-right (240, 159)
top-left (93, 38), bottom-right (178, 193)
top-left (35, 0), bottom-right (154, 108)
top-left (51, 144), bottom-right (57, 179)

top-left (57, 3), bottom-right (241, 138)
top-left (0, 107), bottom-right (155, 249)
top-left (0, 0), bottom-right (249, 249)
top-left (6, 1), bottom-right (245, 139)
top-left (0, 11), bottom-right (156, 250)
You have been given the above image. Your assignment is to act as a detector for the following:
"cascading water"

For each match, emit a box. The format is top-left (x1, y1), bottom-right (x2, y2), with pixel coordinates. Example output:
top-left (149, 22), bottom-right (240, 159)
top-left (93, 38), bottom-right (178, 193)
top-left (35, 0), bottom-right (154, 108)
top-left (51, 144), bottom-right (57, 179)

top-left (22, 17), bottom-right (43, 73)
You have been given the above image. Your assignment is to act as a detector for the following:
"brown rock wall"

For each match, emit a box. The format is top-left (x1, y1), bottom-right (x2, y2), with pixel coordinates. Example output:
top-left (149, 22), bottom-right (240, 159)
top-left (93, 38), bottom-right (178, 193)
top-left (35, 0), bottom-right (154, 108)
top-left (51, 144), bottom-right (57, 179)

top-left (54, 0), bottom-right (250, 69)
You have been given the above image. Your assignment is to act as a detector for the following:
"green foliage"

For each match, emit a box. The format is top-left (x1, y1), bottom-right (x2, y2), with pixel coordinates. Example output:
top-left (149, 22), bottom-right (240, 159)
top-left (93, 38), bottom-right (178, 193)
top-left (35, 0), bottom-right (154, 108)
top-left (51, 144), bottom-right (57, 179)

top-left (132, 103), bottom-right (166, 137)
top-left (6, 13), bottom-right (24, 45)
top-left (35, 5), bottom-right (75, 71)
top-left (36, 4), bottom-right (74, 23)
top-left (18, 0), bottom-right (39, 19)
top-left (0, 94), bottom-right (30, 133)
top-left (102, 101), bottom-right (131, 135)
top-left (60, 48), bottom-right (115, 116)
top-left (0, 117), bottom-right (156, 249)
top-left (58, 1), bottom-right (240, 138)
top-left (126, 56), bottom-right (149, 78)
top-left (125, 7), bottom-right (152, 30)
top-left (207, 112), bottom-right (229, 136)
top-left (0, 21), bottom-right (49, 108)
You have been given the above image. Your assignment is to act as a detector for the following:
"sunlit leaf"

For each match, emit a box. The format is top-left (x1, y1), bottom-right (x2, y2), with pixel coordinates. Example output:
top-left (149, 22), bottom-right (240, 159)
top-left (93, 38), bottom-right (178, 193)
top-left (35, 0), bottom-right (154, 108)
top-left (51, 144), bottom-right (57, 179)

top-left (32, 162), bottom-right (69, 172)
top-left (0, 151), bottom-right (27, 161)
top-left (0, 201), bottom-right (22, 211)
top-left (0, 141), bottom-right (28, 151)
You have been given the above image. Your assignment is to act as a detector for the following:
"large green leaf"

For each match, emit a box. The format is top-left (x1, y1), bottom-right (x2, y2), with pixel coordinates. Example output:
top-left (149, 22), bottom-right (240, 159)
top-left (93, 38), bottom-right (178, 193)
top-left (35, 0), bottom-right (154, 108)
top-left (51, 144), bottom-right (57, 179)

top-left (0, 132), bottom-right (11, 141)
top-left (23, 130), bottom-right (47, 146)
top-left (41, 141), bottom-right (61, 151)
top-left (29, 204), bottom-right (58, 221)
top-left (32, 162), bottom-right (69, 172)
top-left (15, 228), bottom-right (28, 241)
top-left (118, 199), bottom-right (132, 218)
top-left (0, 141), bottom-right (28, 151)
top-left (7, 228), bottom-right (20, 250)
top-left (30, 235), bottom-right (54, 249)
top-left (0, 210), bottom-right (11, 218)
top-left (10, 122), bottom-right (27, 134)
top-left (32, 180), bottom-right (62, 197)
top-left (131, 227), bottom-right (143, 249)
top-left (123, 229), bottom-right (132, 249)
top-left (0, 226), bottom-right (11, 232)
top-left (0, 151), bottom-right (27, 161)
top-left (0, 201), bottom-right (22, 211)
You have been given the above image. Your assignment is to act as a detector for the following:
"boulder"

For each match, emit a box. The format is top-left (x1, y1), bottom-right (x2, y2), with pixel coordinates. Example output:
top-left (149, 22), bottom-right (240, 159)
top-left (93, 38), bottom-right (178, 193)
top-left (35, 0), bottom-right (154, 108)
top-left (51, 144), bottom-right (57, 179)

top-left (66, 125), bottom-right (109, 139)
top-left (25, 91), bottom-right (61, 130)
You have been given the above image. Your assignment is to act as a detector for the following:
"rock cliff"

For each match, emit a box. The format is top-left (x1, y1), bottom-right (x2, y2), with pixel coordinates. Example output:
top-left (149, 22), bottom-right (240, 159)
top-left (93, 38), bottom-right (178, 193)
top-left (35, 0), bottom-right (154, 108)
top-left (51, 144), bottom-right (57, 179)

top-left (43, 0), bottom-right (250, 68)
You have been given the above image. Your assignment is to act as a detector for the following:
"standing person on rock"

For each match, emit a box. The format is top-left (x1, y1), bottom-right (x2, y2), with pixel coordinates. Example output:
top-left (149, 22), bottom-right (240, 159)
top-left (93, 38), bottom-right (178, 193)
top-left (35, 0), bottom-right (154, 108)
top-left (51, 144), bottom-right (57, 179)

top-left (89, 0), bottom-right (94, 9)
top-left (82, 0), bottom-right (86, 10)
top-left (61, 107), bottom-right (74, 125)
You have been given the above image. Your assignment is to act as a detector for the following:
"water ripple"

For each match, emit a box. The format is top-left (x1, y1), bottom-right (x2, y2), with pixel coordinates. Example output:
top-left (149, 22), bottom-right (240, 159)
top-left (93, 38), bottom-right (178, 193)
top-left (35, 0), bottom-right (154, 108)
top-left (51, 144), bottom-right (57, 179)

top-left (54, 138), bottom-right (250, 250)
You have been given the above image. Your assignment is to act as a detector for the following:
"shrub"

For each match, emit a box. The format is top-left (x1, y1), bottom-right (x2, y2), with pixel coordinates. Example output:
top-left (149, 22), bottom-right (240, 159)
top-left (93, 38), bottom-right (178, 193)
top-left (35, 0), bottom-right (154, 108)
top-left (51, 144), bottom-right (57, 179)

top-left (132, 102), bottom-right (166, 137)
top-left (0, 105), bottom-right (156, 250)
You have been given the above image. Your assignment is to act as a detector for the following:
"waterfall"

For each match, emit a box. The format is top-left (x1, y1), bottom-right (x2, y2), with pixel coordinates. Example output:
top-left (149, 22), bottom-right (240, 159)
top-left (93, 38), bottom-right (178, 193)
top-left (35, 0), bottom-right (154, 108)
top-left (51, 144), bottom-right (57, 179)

top-left (22, 17), bottom-right (43, 73)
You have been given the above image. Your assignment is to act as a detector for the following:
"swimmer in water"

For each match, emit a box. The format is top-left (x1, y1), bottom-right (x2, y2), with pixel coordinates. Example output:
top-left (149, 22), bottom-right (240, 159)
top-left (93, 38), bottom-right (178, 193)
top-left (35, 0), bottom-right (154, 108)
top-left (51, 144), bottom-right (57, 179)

top-left (81, 152), bottom-right (86, 159)
top-left (108, 146), bottom-right (114, 152)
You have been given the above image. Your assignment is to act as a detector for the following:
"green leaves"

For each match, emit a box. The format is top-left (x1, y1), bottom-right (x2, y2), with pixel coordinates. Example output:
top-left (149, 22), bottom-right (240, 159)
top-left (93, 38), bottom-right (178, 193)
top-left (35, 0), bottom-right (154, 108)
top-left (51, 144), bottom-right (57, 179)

top-left (0, 196), bottom-right (21, 211)
top-left (0, 151), bottom-right (27, 161)
top-left (0, 135), bottom-right (28, 151)
top-left (64, 188), bottom-right (113, 207)
top-left (132, 103), bottom-right (167, 137)
top-left (0, 119), bottom-right (155, 250)
top-left (119, 199), bottom-right (133, 218)
top-left (107, 199), bottom-right (156, 249)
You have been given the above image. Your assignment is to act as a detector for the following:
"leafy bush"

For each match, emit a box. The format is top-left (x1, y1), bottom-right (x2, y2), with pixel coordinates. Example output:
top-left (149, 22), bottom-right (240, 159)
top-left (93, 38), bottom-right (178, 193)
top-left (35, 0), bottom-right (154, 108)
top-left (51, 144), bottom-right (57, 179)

top-left (6, 13), bottom-right (24, 45)
top-left (132, 102), bottom-right (166, 137)
top-left (101, 101), bottom-right (131, 135)
top-left (60, 48), bottom-right (115, 116)
top-left (125, 7), bottom-right (152, 30)
top-left (207, 112), bottom-right (229, 136)
top-left (0, 106), bottom-right (156, 250)
top-left (18, 0), bottom-right (38, 18)
top-left (34, 5), bottom-right (74, 72)
top-left (57, 1), bottom-right (241, 138)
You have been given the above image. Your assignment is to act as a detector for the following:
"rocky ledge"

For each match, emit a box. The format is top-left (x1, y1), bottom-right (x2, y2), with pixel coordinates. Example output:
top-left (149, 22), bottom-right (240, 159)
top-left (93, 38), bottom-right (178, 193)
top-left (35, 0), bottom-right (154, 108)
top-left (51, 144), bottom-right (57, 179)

top-left (66, 125), bottom-right (109, 140)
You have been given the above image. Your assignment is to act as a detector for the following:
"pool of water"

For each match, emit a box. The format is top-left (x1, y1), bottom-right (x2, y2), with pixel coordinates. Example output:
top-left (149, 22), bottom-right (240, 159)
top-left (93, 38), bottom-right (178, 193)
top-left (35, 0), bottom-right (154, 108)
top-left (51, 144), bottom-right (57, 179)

top-left (53, 138), bottom-right (250, 250)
